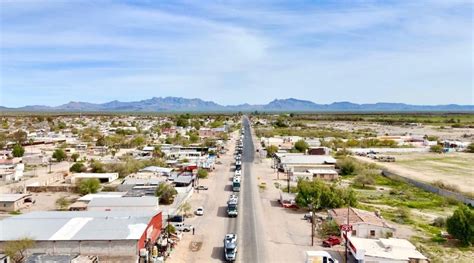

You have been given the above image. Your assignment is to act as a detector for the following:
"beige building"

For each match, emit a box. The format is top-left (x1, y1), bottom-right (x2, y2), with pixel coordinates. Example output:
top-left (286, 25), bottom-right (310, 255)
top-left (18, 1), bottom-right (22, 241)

top-left (328, 207), bottom-right (395, 239)
top-left (0, 194), bottom-right (34, 212)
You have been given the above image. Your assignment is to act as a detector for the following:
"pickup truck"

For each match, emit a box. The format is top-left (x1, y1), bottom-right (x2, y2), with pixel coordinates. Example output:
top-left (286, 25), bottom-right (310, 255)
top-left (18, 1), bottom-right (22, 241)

top-left (171, 222), bottom-right (194, 232)
top-left (224, 234), bottom-right (238, 262)
top-left (322, 236), bottom-right (341, 247)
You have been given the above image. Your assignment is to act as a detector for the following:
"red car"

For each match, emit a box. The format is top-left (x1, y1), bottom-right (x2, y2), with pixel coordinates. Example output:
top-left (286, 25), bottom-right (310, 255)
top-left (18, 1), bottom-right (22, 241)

top-left (322, 236), bottom-right (341, 247)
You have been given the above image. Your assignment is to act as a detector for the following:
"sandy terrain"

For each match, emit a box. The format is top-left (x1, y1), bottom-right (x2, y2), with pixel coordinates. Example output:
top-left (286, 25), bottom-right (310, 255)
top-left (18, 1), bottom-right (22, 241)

top-left (309, 121), bottom-right (474, 141)
top-left (354, 152), bottom-right (474, 194)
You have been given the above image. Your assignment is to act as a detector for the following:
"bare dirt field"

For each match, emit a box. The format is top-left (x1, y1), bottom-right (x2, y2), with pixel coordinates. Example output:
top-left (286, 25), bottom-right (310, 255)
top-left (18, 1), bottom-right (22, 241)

top-left (309, 121), bottom-right (474, 141)
top-left (355, 152), bottom-right (474, 194)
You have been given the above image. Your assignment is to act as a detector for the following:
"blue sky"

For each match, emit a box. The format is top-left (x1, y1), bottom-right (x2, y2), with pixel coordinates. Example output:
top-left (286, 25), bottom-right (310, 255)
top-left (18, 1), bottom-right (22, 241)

top-left (0, 0), bottom-right (472, 107)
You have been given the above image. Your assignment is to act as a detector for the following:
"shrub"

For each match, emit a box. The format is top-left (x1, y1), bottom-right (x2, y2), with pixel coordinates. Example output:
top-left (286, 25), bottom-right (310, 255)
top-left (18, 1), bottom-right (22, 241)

top-left (446, 205), bottom-right (474, 246)
top-left (353, 173), bottom-right (375, 189)
top-left (294, 140), bottom-right (309, 153)
top-left (197, 169), bottom-right (208, 179)
top-left (337, 158), bottom-right (358, 176)
top-left (467, 143), bottom-right (474, 153)
top-left (432, 180), bottom-right (460, 193)
top-left (69, 162), bottom-right (86, 173)
top-left (394, 207), bottom-right (411, 224)
top-left (77, 178), bottom-right (101, 195)
top-left (266, 145), bottom-right (279, 157)
top-left (12, 144), bottom-right (25, 157)
top-left (52, 149), bottom-right (67, 162)
top-left (155, 183), bottom-right (178, 205)
top-left (319, 220), bottom-right (341, 237)
top-left (55, 197), bottom-right (70, 211)
top-left (70, 153), bottom-right (80, 162)
top-left (432, 217), bottom-right (446, 228)
top-left (430, 145), bottom-right (443, 153)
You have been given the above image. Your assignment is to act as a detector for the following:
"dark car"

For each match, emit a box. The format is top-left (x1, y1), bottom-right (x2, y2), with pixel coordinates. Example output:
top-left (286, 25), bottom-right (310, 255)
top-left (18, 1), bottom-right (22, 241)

top-left (195, 185), bottom-right (209, 190)
top-left (322, 236), bottom-right (341, 247)
top-left (168, 215), bottom-right (184, 223)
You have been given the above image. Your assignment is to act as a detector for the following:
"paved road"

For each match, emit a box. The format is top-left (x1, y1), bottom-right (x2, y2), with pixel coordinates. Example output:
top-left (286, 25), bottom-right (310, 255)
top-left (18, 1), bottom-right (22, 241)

top-left (239, 116), bottom-right (266, 262)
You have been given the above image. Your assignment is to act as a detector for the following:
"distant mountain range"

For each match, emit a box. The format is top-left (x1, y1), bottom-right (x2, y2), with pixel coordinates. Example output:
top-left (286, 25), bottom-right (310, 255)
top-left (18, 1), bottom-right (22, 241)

top-left (1, 97), bottom-right (473, 112)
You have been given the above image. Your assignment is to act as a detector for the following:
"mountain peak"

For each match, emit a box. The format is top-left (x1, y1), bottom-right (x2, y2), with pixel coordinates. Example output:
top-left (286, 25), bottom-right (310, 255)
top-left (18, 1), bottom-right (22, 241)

top-left (3, 97), bottom-right (473, 112)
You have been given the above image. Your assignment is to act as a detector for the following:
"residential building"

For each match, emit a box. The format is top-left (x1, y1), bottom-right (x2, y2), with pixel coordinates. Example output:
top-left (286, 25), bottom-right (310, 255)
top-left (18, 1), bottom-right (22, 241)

top-left (0, 194), bottom-right (34, 212)
top-left (328, 207), bottom-right (395, 239)
top-left (0, 211), bottom-right (163, 257)
top-left (347, 236), bottom-right (428, 262)
top-left (68, 173), bottom-right (119, 184)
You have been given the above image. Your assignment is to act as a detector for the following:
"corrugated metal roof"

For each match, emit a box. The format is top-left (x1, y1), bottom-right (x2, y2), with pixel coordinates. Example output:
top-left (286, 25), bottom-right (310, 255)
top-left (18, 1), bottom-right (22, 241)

top-left (280, 155), bottom-right (336, 165)
top-left (87, 196), bottom-right (158, 207)
top-left (0, 193), bottom-right (31, 202)
top-left (0, 211), bottom-right (159, 241)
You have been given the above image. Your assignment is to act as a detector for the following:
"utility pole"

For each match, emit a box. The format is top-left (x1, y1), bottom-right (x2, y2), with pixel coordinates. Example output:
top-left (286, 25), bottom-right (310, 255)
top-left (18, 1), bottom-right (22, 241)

top-left (311, 205), bottom-right (315, 246)
top-left (287, 167), bottom-right (290, 193)
top-left (345, 206), bottom-right (350, 263)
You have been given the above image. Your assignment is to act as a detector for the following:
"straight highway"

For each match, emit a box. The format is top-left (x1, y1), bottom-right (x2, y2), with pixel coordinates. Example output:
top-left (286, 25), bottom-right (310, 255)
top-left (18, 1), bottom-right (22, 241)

top-left (238, 116), bottom-right (266, 262)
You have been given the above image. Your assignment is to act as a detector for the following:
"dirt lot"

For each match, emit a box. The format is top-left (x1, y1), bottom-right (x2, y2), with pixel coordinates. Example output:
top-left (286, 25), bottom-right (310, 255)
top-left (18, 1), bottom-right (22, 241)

top-left (308, 121), bottom-right (474, 141)
top-left (354, 152), bottom-right (474, 194)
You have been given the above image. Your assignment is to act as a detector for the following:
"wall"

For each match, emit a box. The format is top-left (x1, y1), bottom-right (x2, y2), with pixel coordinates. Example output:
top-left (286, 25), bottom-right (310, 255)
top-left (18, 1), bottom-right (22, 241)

top-left (0, 240), bottom-right (139, 257)
top-left (354, 224), bottom-right (393, 239)
top-left (0, 201), bottom-right (16, 212)
top-left (137, 212), bottom-right (163, 251)
top-left (382, 170), bottom-right (474, 206)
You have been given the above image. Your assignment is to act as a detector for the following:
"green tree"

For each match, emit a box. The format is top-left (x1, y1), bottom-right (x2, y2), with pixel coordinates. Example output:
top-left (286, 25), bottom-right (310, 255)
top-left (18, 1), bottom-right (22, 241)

top-left (197, 168), bottom-right (208, 179)
top-left (11, 130), bottom-right (27, 144)
top-left (353, 173), bottom-right (375, 188)
top-left (295, 179), bottom-right (357, 210)
top-left (294, 140), bottom-right (309, 153)
top-left (337, 157), bottom-right (358, 175)
top-left (55, 196), bottom-right (70, 210)
top-left (69, 162), bottom-right (86, 173)
top-left (176, 117), bottom-right (189, 127)
top-left (12, 144), bottom-right (25, 157)
top-left (265, 145), bottom-right (279, 157)
top-left (155, 183), bottom-right (178, 205)
top-left (70, 153), bottom-right (80, 162)
top-left (4, 238), bottom-right (35, 263)
top-left (52, 149), bottom-right (67, 162)
top-left (77, 178), bottom-right (101, 195)
top-left (447, 205), bottom-right (474, 246)
top-left (430, 145), bottom-right (444, 153)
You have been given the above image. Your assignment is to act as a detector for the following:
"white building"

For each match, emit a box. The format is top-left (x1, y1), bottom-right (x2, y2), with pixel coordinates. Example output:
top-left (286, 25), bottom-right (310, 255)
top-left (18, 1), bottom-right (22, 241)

top-left (69, 173), bottom-right (119, 184)
top-left (347, 236), bottom-right (428, 262)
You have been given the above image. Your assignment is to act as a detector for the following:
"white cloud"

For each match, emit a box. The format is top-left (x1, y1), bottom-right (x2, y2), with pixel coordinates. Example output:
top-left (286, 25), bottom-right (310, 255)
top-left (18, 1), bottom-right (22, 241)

top-left (0, 0), bottom-right (472, 106)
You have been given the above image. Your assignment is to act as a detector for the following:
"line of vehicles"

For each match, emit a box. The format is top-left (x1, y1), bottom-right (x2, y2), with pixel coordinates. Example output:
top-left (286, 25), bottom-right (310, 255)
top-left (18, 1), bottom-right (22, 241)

top-left (224, 127), bottom-right (245, 262)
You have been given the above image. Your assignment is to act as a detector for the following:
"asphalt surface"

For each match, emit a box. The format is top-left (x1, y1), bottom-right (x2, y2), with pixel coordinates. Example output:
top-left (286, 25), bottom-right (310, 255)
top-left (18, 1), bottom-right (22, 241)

top-left (238, 116), bottom-right (266, 263)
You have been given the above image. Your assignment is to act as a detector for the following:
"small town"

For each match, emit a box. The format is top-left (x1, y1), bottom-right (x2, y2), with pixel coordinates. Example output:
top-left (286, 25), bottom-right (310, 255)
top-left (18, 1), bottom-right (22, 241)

top-left (1, 0), bottom-right (473, 262)
top-left (0, 113), bottom-right (472, 262)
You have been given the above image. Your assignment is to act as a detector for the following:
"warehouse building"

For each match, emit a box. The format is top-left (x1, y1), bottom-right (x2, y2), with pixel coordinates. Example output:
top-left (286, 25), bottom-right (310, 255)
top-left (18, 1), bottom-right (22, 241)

top-left (0, 210), bottom-right (162, 258)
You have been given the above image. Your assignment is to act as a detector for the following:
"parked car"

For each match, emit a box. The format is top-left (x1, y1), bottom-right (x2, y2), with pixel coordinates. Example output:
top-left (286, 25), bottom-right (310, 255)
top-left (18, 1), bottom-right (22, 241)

top-left (195, 185), bottom-right (209, 190)
top-left (322, 236), bottom-right (341, 247)
top-left (303, 212), bottom-right (313, 220)
top-left (195, 207), bottom-right (204, 216)
top-left (168, 215), bottom-right (184, 223)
